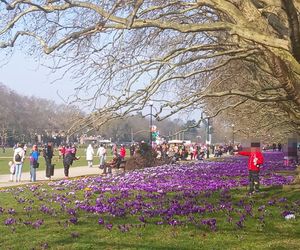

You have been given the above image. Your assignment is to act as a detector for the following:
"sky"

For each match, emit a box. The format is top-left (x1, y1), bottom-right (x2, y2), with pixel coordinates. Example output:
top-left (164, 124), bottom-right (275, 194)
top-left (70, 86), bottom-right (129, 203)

top-left (0, 50), bottom-right (75, 105)
top-left (0, 50), bottom-right (200, 123)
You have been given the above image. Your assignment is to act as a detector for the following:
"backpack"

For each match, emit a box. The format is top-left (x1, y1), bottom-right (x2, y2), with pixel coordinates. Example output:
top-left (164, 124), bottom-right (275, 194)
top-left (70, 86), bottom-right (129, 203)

top-left (15, 153), bottom-right (21, 162)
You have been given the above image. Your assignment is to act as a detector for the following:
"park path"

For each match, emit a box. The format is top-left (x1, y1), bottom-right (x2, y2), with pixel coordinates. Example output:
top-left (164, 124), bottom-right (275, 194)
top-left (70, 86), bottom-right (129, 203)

top-left (0, 165), bottom-right (103, 188)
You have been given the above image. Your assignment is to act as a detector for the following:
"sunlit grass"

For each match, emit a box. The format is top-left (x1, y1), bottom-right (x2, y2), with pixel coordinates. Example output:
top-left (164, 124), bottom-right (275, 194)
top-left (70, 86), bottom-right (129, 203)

top-left (0, 182), bottom-right (299, 249)
top-left (0, 152), bottom-right (299, 249)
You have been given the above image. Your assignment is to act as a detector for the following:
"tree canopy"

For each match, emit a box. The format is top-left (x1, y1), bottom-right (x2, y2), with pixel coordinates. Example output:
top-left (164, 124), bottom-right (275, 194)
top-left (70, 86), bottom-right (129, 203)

top-left (0, 0), bottom-right (299, 137)
top-left (0, 83), bottom-right (81, 145)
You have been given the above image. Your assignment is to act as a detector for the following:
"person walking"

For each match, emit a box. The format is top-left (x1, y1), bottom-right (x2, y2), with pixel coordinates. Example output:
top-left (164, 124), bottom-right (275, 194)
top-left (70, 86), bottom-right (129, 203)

top-left (13, 143), bottom-right (25, 182)
top-left (43, 142), bottom-right (54, 180)
top-left (29, 145), bottom-right (39, 182)
top-left (235, 142), bottom-right (264, 194)
top-left (63, 144), bottom-right (79, 178)
top-left (8, 161), bottom-right (15, 182)
top-left (97, 144), bottom-right (106, 170)
top-left (86, 144), bottom-right (94, 168)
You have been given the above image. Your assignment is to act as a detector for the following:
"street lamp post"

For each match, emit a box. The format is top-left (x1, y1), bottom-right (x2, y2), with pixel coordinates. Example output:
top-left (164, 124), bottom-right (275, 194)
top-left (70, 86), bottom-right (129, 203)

top-left (201, 112), bottom-right (211, 159)
top-left (206, 117), bottom-right (210, 159)
top-left (131, 128), bottom-right (134, 143)
top-left (149, 101), bottom-right (153, 146)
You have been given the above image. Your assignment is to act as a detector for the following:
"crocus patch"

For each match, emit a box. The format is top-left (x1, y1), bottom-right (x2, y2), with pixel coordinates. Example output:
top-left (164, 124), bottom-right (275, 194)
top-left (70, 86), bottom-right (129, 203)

top-left (0, 151), bottom-right (298, 241)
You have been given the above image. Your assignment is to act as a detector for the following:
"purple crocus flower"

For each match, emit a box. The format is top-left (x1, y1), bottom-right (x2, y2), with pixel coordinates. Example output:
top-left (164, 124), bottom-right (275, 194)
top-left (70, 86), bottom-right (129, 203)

top-left (105, 223), bottom-right (113, 230)
top-left (8, 208), bottom-right (16, 215)
top-left (278, 197), bottom-right (287, 203)
top-left (168, 219), bottom-right (180, 226)
top-left (281, 210), bottom-right (294, 217)
top-left (69, 217), bottom-right (78, 224)
top-left (236, 220), bottom-right (244, 229)
top-left (17, 197), bottom-right (26, 203)
top-left (32, 219), bottom-right (44, 229)
top-left (23, 221), bottom-right (32, 226)
top-left (67, 208), bottom-right (77, 216)
top-left (98, 218), bottom-right (104, 225)
top-left (258, 205), bottom-right (266, 212)
top-left (24, 206), bottom-right (33, 212)
top-left (138, 216), bottom-right (146, 223)
top-left (201, 218), bottom-right (217, 231)
top-left (5, 218), bottom-right (16, 226)
top-left (268, 200), bottom-right (276, 206)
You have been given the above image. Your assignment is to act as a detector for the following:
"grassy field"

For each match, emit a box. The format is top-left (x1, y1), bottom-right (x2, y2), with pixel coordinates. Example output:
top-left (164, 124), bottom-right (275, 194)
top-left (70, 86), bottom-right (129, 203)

top-left (0, 150), bottom-right (300, 250)
top-left (0, 183), bottom-right (299, 249)
top-left (0, 147), bottom-right (116, 175)
top-left (0, 150), bottom-right (299, 249)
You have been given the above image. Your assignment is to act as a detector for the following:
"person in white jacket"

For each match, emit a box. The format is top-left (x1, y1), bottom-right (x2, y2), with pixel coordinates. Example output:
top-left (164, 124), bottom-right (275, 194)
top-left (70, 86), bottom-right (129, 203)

top-left (97, 144), bottom-right (107, 170)
top-left (13, 143), bottom-right (25, 182)
top-left (85, 144), bottom-right (94, 168)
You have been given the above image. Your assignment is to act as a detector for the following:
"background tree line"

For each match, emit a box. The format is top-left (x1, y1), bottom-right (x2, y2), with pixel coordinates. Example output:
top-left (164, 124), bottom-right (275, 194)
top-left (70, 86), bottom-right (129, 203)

top-left (91, 115), bottom-right (206, 143)
top-left (0, 81), bottom-right (260, 145)
top-left (0, 82), bottom-right (211, 145)
top-left (0, 83), bottom-right (82, 146)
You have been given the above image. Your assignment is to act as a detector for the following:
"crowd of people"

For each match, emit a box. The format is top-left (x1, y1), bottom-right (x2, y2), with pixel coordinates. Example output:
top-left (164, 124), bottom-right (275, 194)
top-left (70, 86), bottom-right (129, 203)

top-left (8, 140), bottom-right (298, 192)
top-left (262, 143), bottom-right (283, 151)
top-left (8, 140), bottom-right (245, 183)
top-left (84, 143), bottom-right (126, 175)
top-left (8, 142), bottom-right (128, 182)
top-left (148, 142), bottom-right (242, 162)
top-left (10, 142), bottom-right (80, 183)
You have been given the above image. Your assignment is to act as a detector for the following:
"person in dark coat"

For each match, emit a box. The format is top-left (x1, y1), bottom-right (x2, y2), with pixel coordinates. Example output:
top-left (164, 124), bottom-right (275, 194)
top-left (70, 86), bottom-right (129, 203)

top-left (43, 142), bottom-right (53, 180)
top-left (63, 144), bottom-right (79, 178)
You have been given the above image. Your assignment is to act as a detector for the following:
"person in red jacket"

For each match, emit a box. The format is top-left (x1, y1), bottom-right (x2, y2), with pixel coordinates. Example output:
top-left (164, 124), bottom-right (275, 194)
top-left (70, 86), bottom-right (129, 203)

top-left (235, 142), bottom-right (264, 194)
top-left (119, 145), bottom-right (126, 160)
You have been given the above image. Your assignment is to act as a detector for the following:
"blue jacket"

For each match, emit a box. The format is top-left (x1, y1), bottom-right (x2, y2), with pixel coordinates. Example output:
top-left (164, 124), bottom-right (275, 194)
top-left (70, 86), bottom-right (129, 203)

top-left (31, 150), bottom-right (39, 162)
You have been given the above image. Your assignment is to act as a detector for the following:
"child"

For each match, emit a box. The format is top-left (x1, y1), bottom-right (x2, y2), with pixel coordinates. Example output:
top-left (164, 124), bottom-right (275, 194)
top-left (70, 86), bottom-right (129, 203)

top-left (8, 161), bottom-right (15, 182)
top-left (235, 142), bottom-right (264, 194)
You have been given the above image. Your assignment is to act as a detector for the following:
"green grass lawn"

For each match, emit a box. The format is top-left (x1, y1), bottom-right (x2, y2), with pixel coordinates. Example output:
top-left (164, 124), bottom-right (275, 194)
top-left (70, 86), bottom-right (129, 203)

top-left (0, 148), bottom-right (299, 249)
top-left (0, 183), bottom-right (299, 249)
top-left (0, 147), bottom-right (117, 175)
